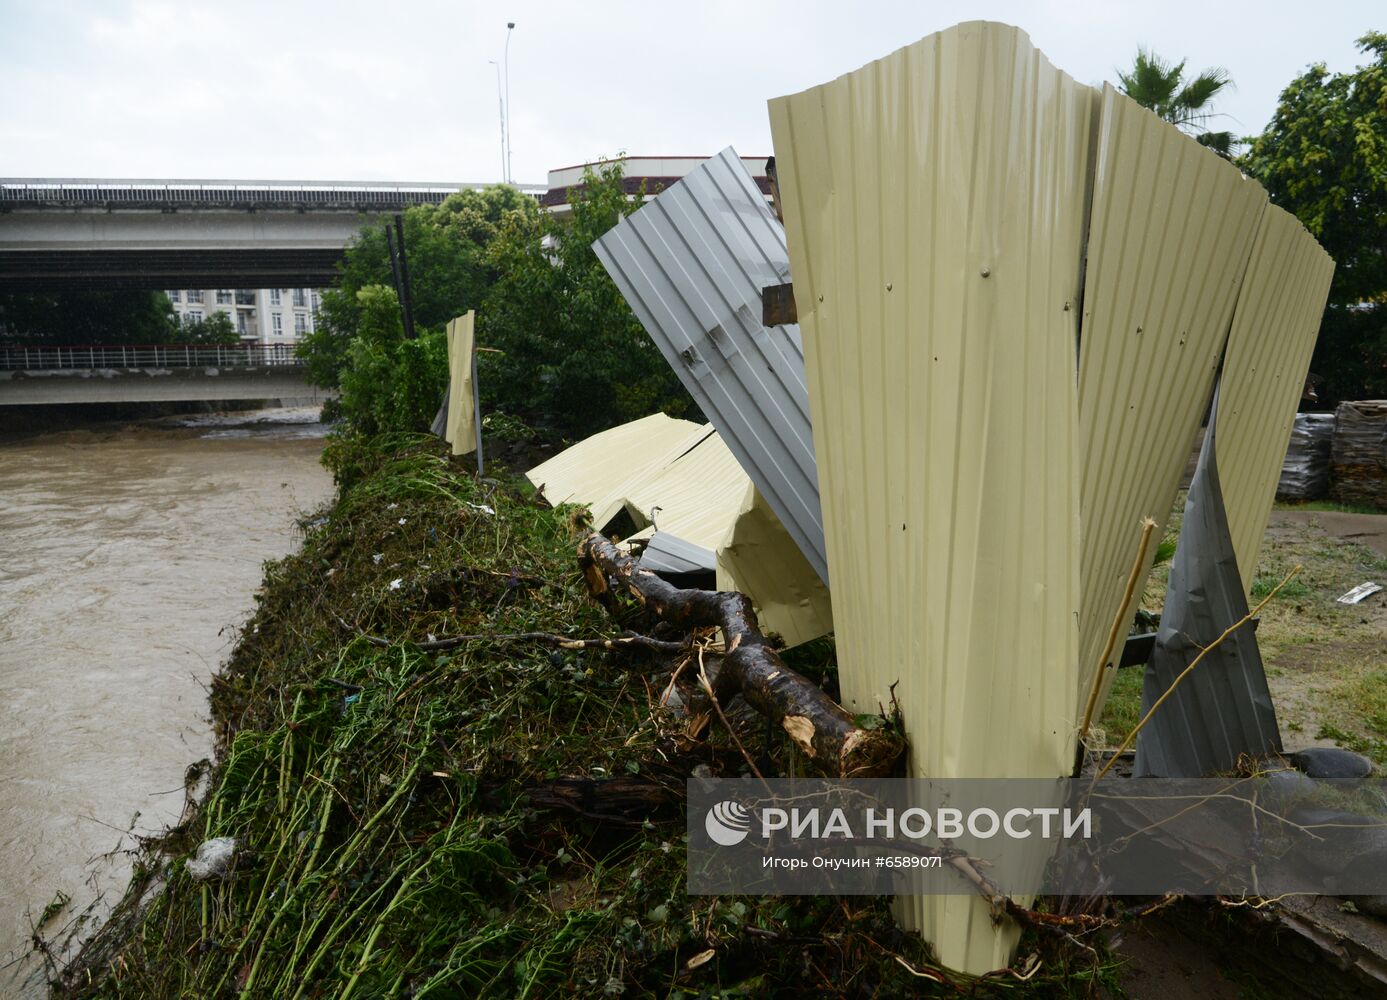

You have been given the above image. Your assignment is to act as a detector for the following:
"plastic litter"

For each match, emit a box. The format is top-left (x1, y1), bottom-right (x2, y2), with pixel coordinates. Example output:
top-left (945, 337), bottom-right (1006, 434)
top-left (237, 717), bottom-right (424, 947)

top-left (185, 837), bottom-right (236, 880)
top-left (1336, 582), bottom-right (1383, 605)
top-left (1277, 412), bottom-right (1335, 501)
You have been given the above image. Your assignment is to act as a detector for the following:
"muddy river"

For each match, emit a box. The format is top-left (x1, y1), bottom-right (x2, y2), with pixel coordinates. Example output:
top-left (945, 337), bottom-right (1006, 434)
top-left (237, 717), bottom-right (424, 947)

top-left (0, 408), bottom-right (334, 995)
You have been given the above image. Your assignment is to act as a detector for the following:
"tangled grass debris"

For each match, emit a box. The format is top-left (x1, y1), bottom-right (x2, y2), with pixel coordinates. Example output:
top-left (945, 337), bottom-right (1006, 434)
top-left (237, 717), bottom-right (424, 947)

top-left (51, 434), bottom-right (1122, 998)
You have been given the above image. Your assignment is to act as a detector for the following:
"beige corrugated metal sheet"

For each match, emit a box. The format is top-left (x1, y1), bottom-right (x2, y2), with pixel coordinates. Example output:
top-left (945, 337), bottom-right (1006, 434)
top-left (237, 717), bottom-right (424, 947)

top-left (1214, 206), bottom-right (1336, 595)
top-left (620, 432), bottom-right (750, 551)
top-left (716, 483), bottom-right (833, 649)
top-left (593, 147), bottom-right (827, 581)
top-left (1076, 85), bottom-right (1268, 713)
top-left (444, 312), bottom-right (477, 457)
top-left (770, 21), bottom-right (1095, 974)
top-left (524, 414), bottom-right (709, 528)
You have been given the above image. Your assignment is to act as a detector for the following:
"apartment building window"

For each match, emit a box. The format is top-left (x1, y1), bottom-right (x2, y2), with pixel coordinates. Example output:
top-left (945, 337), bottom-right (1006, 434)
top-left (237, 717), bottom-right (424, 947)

top-left (310, 290), bottom-right (320, 311)
top-left (292, 289), bottom-right (307, 307)
top-left (186, 290), bottom-right (203, 304)
top-left (271, 312), bottom-right (283, 335)
top-left (269, 289), bottom-right (281, 306)
top-left (294, 313), bottom-right (308, 335)
top-left (187, 310), bottom-right (203, 323)
top-left (169, 290), bottom-right (181, 302)
top-left (216, 289), bottom-right (233, 304)
top-left (237, 312), bottom-right (249, 334)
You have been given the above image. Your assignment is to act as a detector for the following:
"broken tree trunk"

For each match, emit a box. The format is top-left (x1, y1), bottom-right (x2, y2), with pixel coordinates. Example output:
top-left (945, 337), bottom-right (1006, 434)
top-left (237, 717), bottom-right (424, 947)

top-left (577, 531), bottom-right (903, 778)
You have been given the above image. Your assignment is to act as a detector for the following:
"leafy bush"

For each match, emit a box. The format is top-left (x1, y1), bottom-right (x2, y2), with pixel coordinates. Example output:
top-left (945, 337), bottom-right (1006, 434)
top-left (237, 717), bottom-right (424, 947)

top-left (336, 285), bottom-right (447, 436)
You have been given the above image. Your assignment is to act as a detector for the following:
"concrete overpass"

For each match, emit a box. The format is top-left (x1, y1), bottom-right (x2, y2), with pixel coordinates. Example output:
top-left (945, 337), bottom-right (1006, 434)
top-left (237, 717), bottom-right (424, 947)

top-left (0, 343), bottom-right (327, 405)
top-left (0, 177), bottom-right (543, 291)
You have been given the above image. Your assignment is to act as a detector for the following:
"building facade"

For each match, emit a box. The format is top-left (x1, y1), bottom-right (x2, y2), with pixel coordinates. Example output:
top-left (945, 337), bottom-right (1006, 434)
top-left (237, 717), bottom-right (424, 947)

top-left (540, 155), bottom-right (772, 218)
top-left (166, 286), bottom-right (320, 353)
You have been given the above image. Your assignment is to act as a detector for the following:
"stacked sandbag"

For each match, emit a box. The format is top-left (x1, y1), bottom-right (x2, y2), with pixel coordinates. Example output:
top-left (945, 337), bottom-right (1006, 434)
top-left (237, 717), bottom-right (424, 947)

top-left (1276, 413), bottom-right (1336, 500)
top-left (1331, 401), bottom-right (1387, 508)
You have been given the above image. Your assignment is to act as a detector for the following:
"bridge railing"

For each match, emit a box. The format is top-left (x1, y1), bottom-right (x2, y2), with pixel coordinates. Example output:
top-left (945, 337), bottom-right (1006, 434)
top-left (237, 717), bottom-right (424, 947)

top-left (0, 179), bottom-right (549, 212)
top-left (0, 343), bottom-right (305, 370)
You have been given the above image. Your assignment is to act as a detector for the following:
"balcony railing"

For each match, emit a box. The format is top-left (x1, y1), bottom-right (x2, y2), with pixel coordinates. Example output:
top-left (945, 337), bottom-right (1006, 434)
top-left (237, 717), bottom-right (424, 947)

top-left (0, 343), bottom-right (303, 370)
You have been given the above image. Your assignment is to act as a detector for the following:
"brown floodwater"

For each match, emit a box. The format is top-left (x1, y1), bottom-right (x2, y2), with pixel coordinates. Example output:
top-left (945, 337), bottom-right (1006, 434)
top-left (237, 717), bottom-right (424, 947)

top-left (0, 408), bottom-right (334, 995)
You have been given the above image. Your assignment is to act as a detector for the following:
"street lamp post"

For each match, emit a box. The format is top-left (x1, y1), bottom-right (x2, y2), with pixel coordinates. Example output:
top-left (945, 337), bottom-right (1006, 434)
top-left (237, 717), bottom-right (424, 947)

top-left (488, 59), bottom-right (505, 183)
top-left (504, 21), bottom-right (515, 185)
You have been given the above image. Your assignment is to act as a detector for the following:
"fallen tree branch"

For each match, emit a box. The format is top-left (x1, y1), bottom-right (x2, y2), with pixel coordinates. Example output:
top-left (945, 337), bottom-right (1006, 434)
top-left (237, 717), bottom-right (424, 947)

top-left (577, 531), bottom-right (904, 778)
top-left (522, 775), bottom-right (682, 826)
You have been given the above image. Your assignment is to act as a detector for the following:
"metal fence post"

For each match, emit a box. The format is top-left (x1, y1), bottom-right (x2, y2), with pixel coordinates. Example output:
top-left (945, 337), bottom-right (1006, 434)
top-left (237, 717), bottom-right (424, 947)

top-left (472, 350), bottom-right (484, 476)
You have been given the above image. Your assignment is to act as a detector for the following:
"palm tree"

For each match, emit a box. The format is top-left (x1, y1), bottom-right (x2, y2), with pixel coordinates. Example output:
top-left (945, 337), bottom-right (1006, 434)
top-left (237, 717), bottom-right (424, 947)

top-left (1117, 48), bottom-right (1236, 157)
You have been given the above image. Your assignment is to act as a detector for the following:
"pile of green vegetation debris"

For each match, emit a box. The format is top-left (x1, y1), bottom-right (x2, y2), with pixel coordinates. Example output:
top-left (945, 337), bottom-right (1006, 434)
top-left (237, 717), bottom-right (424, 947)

top-left (51, 434), bottom-right (1114, 999)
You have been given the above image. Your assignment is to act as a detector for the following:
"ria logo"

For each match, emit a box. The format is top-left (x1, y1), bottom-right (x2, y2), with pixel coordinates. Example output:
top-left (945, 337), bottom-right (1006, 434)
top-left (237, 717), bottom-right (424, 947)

top-left (705, 800), bottom-right (752, 846)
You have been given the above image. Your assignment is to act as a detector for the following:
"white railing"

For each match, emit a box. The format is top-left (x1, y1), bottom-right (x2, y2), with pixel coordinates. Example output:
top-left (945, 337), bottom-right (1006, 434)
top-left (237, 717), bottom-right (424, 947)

top-left (0, 343), bottom-right (304, 370)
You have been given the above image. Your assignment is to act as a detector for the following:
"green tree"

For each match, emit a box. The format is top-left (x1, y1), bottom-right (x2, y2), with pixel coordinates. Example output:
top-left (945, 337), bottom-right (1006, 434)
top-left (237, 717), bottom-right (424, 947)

top-left (1118, 48), bottom-right (1236, 156)
top-left (336, 285), bottom-right (448, 435)
top-left (1241, 33), bottom-right (1387, 402)
top-left (309, 168), bottom-right (694, 441)
top-left (480, 162), bottom-right (693, 437)
top-left (0, 290), bottom-right (176, 345)
top-left (300, 185), bottom-right (538, 393)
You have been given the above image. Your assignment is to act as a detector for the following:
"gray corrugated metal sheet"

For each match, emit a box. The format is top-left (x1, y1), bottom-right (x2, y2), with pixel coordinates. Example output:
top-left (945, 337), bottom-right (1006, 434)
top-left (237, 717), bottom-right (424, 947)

top-left (593, 147), bottom-right (827, 582)
top-left (1135, 402), bottom-right (1282, 776)
top-left (639, 532), bottom-right (717, 574)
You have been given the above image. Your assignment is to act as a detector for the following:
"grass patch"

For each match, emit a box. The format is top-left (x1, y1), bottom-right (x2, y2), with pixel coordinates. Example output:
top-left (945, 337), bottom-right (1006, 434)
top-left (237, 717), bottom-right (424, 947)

top-left (1274, 499), bottom-right (1386, 516)
top-left (1096, 668), bottom-right (1144, 748)
top-left (1250, 575), bottom-right (1313, 600)
top-left (1315, 724), bottom-right (1387, 765)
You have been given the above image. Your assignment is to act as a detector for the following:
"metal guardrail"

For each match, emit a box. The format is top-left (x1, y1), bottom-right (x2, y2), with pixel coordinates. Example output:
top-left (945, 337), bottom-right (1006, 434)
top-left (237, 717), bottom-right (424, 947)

top-left (0, 343), bottom-right (304, 370)
top-left (0, 178), bottom-right (548, 210)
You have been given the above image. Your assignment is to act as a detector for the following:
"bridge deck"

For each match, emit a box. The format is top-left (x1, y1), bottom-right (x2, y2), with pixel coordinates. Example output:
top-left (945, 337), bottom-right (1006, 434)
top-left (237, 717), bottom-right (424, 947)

top-left (0, 177), bottom-right (543, 291)
top-left (0, 344), bottom-right (322, 405)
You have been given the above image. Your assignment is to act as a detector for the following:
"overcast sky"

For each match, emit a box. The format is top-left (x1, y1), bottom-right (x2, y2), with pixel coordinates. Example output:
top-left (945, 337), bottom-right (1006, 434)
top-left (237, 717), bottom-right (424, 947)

top-left (0, 1), bottom-right (1378, 186)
